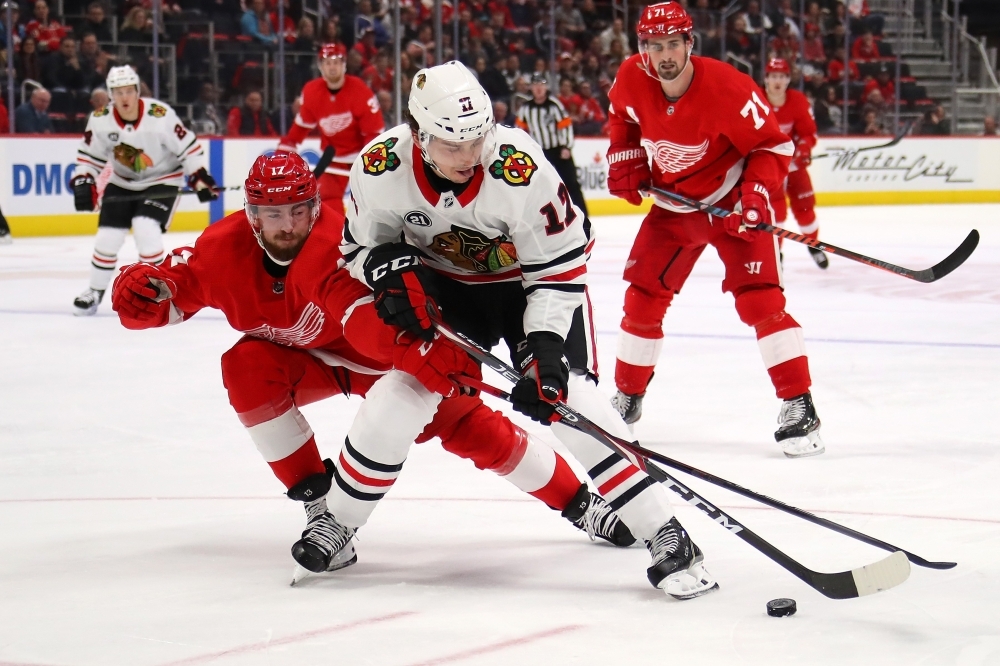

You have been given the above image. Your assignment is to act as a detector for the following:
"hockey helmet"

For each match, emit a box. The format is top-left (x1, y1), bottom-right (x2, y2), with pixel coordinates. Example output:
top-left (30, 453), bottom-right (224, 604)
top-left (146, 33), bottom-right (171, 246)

top-left (244, 152), bottom-right (321, 242)
top-left (766, 58), bottom-right (791, 75)
top-left (106, 65), bottom-right (141, 92)
top-left (636, 2), bottom-right (693, 41)
top-left (319, 42), bottom-right (347, 60)
top-left (408, 61), bottom-right (495, 144)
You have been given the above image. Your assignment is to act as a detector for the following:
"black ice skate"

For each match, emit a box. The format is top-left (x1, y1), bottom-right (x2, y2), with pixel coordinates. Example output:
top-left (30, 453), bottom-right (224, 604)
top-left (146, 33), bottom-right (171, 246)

top-left (611, 390), bottom-right (644, 425)
top-left (808, 246), bottom-right (830, 269)
top-left (287, 460), bottom-right (357, 585)
top-left (645, 517), bottom-right (718, 600)
top-left (775, 392), bottom-right (824, 458)
top-left (561, 484), bottom-right (636, 547)
top-left (73, 288), bottom-right (104, 316)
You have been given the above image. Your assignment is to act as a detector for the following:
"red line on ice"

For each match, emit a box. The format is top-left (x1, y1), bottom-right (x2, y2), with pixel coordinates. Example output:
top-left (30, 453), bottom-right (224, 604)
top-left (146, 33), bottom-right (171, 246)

top-left (154, 611), bottom-right (416, 666)
top-left (402, 624), bottom-right (584, 666)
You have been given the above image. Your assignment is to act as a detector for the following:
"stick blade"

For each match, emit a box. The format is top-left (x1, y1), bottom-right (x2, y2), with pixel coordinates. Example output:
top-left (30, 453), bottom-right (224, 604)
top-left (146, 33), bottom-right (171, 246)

top-left (852, 551), bottom-right (911, 597)
top-left (920, 229), bottom-right (980, 283)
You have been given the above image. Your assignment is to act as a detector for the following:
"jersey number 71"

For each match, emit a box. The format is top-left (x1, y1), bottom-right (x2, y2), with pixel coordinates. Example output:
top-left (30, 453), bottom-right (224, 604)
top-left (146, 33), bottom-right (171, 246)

top-left (740, 91), bottom-right (770, 130)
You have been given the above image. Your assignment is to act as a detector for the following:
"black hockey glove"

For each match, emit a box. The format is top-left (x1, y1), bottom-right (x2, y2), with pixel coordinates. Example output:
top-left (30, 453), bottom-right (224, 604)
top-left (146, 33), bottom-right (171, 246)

top-left (363, 242), bottom-right (440, 341)
top-left (70, 173), bottom-right (98, 212)
top-left (511, 331), bottom-right (569, 425)
top-left (188, 167), bottom-right (218, 203)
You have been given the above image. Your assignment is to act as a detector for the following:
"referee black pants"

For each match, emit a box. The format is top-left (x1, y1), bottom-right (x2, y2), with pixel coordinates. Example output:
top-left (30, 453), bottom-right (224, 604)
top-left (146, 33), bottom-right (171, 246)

top-left (543, 148), bottom-right (588, 218)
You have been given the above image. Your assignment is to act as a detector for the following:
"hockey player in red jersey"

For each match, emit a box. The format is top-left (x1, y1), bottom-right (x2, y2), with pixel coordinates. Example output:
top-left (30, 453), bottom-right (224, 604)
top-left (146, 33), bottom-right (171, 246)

top-left (763, 58), bottom-right (828, 269)
top-left (277, 43), bottom-right (384, 211)
top-left (605, 2), bottom-right (824, 458)
top-left (110, 152), bottom-right (634, 580)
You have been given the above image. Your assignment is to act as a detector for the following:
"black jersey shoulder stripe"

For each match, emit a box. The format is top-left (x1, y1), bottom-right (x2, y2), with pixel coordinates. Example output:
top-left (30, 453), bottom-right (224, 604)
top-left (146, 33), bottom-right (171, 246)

top-left (523, 283), bottom-right (586, 296)
top-left (77, 149), bottom-right (108, 163)
top-left (520, 245), bottom-right (586, 274)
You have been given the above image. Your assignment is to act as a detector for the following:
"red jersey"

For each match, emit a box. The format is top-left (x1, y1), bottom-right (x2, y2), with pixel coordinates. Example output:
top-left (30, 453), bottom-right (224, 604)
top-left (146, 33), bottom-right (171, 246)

top-left (126, 204), bottom-right (393, 374)
top-left (769, 88), bottom-right (817, 170)
top-left (278, 76), bottom-right (385, 179)
top-left (861, 78), bottom-right (895, 105)
top-left (25, 18), bottom-right (67, 52)
top-left (608, 55), bottom-right (794, 212)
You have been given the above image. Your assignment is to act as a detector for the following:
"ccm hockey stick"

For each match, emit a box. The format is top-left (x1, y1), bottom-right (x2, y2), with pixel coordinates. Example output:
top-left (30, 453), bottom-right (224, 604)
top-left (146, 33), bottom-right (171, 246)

top-left (644, 184), bottom-right (979, 283)
top-left (812, 118), bottom-right (914, 160)
top-left (429, 318), bottom-right (910, 599)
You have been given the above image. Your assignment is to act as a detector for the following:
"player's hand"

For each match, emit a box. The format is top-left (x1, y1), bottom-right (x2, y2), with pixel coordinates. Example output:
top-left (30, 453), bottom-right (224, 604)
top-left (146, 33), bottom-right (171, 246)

top-left (111, 262), bottom-right (177, 326)
top-left (606, 143), bottom-right (650, 207)
top-left (70, 174), bottom-right (98, 212)
top-left (364, 242), bottom-right (440, 341)
top-left (392, 331), bottom-right (481, 398)
top-left (724, 183), bottom-right (771, 241)
top-left (188, 167), bottom-right (218, 203)
top-left (794, 146), bottom-right (812, 168)
top-left (511, 331), bottom-right (569, 425)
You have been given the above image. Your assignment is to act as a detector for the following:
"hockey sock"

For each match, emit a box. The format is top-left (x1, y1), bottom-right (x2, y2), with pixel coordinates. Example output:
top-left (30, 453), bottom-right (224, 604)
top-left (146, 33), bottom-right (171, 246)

top-left (615, 287), bottom-right (674, 395)
top-left (89, 226), bottom-right (128, 290)
top-left (268, 436), bottom-right (327, 489)
top-left (132, 216), bottom-right (166, 265)
top-left (734, 287), bottom-right (812, 399)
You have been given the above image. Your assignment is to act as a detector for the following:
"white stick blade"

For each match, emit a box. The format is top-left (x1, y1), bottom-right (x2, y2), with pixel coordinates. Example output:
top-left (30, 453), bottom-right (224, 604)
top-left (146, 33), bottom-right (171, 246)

top-left (851, 551), bottom-right (911, 596)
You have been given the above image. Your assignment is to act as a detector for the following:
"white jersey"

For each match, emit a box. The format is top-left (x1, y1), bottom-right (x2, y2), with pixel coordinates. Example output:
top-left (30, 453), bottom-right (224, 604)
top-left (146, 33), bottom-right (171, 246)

top-left (75, 97), bottom-right (207, 192)
top-left (342, 124), bottom-right (591, 339)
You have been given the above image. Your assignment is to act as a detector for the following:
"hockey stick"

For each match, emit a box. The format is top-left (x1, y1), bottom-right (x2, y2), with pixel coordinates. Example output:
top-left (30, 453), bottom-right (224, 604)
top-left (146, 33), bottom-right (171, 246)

top-left (811, 119), bottom-right (914, 160)
top-left (312, 145), bottom-right (336, 177)
top-left (429, 318), bottom-right (910, 599)
top-left (643, 184), bottom-right (979, 283)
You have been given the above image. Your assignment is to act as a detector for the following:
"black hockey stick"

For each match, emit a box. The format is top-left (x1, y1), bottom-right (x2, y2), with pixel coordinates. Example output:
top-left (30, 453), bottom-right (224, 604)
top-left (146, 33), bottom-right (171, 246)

top-left (644, 184), bottom-right (979, 283)
top-left (429, 318), bottom-right (910, 599)
top-left (811, 118), bottom-right (914, 160)
top-left (312, 145), bottom-right (336, 177)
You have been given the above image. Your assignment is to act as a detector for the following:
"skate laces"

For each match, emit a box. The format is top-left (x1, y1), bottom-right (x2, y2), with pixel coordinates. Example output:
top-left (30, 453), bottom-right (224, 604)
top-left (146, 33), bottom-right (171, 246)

top-left (646, 522), bottom-right (682, 566)
top-left (611, 392), bottom-right (632, 418)
top-left (578, 494), bottom-right (620, 542)
top-left (303, 496), bottom-right (329, 523)
top-left (778, 397), bottom-right (807, 428)
top-left (304, 510), bottom-right (355, 556)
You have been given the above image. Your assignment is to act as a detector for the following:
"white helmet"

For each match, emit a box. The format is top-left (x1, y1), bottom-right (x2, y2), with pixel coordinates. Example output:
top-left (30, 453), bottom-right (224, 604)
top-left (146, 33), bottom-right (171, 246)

top-left (106, 65), bottom-right (140, 92)
top-left (408, 61), bottom-right (495, 142)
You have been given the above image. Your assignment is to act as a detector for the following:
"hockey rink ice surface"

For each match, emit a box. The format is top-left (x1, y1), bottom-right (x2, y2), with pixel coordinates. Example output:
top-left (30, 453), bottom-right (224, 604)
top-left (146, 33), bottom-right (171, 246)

top-left (1, 203), bottom-right (998, 665)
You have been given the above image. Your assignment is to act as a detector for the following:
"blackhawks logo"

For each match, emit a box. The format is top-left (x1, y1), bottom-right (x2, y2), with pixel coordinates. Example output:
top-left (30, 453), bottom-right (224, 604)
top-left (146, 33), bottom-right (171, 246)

top-left (430, 225), bottom-right (517, 274)
top-left (148, 103), bottom-right (167, 118)
top-left (362, 137), bottom-right (400, 175)
top-left (94, 106), bottom-right (110, 117)
top-left (489, 144), bottom-right (536, 186)
top-left (114, 142), bottom-right (154, 174)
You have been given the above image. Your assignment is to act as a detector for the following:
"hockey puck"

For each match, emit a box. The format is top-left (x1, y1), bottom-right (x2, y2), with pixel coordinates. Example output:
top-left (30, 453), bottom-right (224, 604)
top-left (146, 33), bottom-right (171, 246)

top-left (766, 598), bottom-right (797, 617)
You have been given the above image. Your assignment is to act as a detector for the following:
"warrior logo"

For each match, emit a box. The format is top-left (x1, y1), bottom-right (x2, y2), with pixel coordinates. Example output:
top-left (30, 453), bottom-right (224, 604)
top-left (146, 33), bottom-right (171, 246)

top-left (148, 103), bottom-right (168, 118)
top-left (114, 143), bottom-right (154, 174)
top-left (430, 225), bottom-right (518, 273)
top-left (244, 302), bottom-right (325, 346)
top-left (489, 144), bottom-right (536, 186)
top-left (319, 111), bottom-right (354, 135)
top-left (362, 137), bottom-right (401, 175)
top-left (639, 137), bottom-right (709, 174)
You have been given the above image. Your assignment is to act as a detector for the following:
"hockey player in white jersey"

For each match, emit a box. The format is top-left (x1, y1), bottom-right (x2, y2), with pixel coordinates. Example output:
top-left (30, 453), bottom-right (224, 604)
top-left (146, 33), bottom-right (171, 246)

top-left (342, 61), bottom-right (718, 600)
top-left (70, 65), bottom-right (217, 315)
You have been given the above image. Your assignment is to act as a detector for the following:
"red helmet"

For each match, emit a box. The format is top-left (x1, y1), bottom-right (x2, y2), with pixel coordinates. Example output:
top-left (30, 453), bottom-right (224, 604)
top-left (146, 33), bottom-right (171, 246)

top-left (636, 2), bottom-right (693, 40)
top-left (319, 42), bottom-right (347, 60)
top-left (245, 151), bottom-right (318, 206)
top-left (766, 58), bottom-right (791, 75)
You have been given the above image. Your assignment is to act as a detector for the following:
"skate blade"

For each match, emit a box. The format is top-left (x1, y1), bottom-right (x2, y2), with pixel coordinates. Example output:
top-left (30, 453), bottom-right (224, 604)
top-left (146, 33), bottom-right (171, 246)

top-left (290, 553), bottom-right (358, 586)
top-left (781, 430), bottom-right (825, 458)
top-left (73, 306), bottom-right (98, 316)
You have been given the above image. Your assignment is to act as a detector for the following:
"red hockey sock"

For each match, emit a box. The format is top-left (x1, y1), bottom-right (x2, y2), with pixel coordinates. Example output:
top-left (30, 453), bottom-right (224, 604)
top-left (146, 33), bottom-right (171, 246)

top-left (267, 435), bottom-right (327, 490)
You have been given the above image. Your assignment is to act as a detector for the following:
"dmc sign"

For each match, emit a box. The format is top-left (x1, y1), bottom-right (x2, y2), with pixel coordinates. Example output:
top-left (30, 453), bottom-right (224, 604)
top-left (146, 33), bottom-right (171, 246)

top-left (12, 163), bottom-right (78, 196)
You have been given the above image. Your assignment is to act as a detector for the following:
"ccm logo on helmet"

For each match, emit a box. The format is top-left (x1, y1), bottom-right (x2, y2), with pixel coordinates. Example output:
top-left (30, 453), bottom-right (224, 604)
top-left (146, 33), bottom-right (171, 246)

top-left (460, 123), bottom-right (486, 133)
top-left (266, 186), bottom-right (293, 193)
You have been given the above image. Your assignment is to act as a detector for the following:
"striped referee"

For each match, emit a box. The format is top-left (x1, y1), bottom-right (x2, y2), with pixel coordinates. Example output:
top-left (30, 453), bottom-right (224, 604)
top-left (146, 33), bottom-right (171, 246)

top-left (515, 73), bottom-right (588, 216)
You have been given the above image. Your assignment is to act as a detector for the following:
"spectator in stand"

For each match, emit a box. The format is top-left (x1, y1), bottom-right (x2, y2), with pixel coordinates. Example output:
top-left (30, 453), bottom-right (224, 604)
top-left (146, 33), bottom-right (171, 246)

top-left (861, 88), bottom-right (887, 127)
top-left (816, 84), bottom-right (843, 132)
top-left (352, 26), bottom-right (378, 67)
top-left (727, 16), bottom-right (759, 62)
top-left (346, 49), bottom-right (364, 76)
top-left (0, 1), bottom-right (25, 52)
top-left (851, 29), bottom-right (881, 61)
top-left (26, 0), bottom-right (66, 53)
top-left (192, 81), bottom-right (224, 135)
top-left (493, 99), bottom-right (516, 126)
top-left (824, 20), bottom-right (847, 56)
top-left (827, 45), bottom-right (859, 82)
top-left (118, 6), bottom-right (153, 44)
top-left (802, 23), bottom-right (826, 67)
top-left (984, 116), bottom-right (997, 136)
top-left (43, 36), bottom-right (86, 97)
top-left (918, 105), bottom-right (949, 136)
top-left (852, 107), bottom-right (885, 135)
top-left (847, 0), bottom-right (883, 36)
top-left (690, 0), bottom-right (720, 55)
top-left (354, 0), bottom-right (389, 46)
top-left (78, 32), bottom-right (109, 91)
top-left (510, 74), bottom-right (531, 117)
top-left (557, 78), bottom-right (581, 116)
top-left (478, 26), bottom-right (502, 64)
top-left (75, 2), bottom-right (112, 43)
top-left (320, 16), bottom-right (341, 45)
top-left (227, 90), bottom-right (276, 136)
top-left (15, 87), bottom-right (53, 133)
top-left (501, 54), bottom-right (523, 91)
top-left (269, 0), bottom-right (296, 44)
top-left (89, 87), bottom-right (109, 113)
top-left (599, 17), bottom-right (629, 57)
top-left (579, 0), bottom-right (604, 32)
top-left (861, 64), bottom-right (894, 105)
top-left (0, 95), bottom-right (9, 133)
top-left (509, 0), bottom-right (536, 33)
top-left (293, 17), bottom-right (317, 53)
top-left (473, 55), bottom-right (510, 102)
top-left (803, 1), bottom-right (822, 31)
top-left (362, 51), bottom-right (394, 93)
top-left (15, 35), bottom-right (44, 84)
top-left (573, 79), bottom-right (605, 136)
top-left (769, 20), bottom-right (799, 61)
top-left (241, 0), bottom-right (280, 49)
top-left (376, 89), bottom-right (393, 127)
top-left (740, 0), bottom-right (772, 37)
top-left (553, 0), bottom-right (585, 44)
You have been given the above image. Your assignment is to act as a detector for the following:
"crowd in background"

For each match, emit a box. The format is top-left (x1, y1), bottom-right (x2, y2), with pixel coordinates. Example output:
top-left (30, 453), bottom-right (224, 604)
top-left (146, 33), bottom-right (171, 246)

top-left (0, 0), bottom-right (997, 136)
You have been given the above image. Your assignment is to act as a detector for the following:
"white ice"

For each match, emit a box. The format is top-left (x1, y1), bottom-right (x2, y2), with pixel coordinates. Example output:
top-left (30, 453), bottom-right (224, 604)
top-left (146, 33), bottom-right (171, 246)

top-left (1, 204), bottom-right (998, 666)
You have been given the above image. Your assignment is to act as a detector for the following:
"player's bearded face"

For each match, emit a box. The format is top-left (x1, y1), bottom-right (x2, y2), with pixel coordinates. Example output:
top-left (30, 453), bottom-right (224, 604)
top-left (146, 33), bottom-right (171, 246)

top-left (425, 135), bottom-right (487, 183)
top-left (645, 36), bottom-right (690, 82)
top-left (254, 203), bottom-right (314, 262)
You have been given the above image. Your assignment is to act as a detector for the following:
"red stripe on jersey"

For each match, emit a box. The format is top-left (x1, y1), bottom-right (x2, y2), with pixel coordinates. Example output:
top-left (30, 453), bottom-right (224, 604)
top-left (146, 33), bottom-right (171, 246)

top-left (585, 288), bottom-right (599, 374)
top-left (78, 158), bottom-right (104, 170)
top-left (598, 465), bottom-right (640, 496)
top-left (339, 452), bottom-right (396, 487)
top-left (185, 145), bottom-right (202, 156)
top-left (153, 171), bottom-right (184, 182)
top-left (538, 264), bottom-right (587, 282)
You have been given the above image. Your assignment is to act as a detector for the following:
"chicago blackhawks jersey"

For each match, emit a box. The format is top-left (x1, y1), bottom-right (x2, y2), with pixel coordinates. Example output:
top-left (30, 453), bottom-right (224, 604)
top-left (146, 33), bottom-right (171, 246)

top-left (75, 98), bottom-right (207, 191)
top-left (608, 55), bottom-right (794, 212)
top-left (278, 76), bottom-right (385, 178)
top-left (127, 203), bottom-right (393, 375)
top-left (342, 125), bottom-right (592, 340)
top-left (769, 88), bottom-right (817, 173)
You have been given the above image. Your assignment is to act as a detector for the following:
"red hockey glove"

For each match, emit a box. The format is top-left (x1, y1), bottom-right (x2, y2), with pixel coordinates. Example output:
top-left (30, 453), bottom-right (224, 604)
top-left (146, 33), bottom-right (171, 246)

top-left (111, 262), bottom-right (177, 327)
top-left (188, 167), bottom-right (218, 203)
top-left (392, 331), bottom-right (481, 398)
top-left (793, 145), bottom-right (812, 169)
top-left (606, 143), bottom-right (651, 207)
top-left (364, 242), bottom-right (440, 341)
top-left (511, 331), bottom-right (569, 425)
top-left (724, 183), bottom-right (771, 241)
top-left (70, 174), bottom-right (98, 212)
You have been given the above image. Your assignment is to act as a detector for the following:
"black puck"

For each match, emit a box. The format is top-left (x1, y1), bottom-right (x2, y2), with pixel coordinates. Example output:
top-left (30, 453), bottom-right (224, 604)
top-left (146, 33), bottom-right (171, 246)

top-left (766, 598), bottom-right (797, 617)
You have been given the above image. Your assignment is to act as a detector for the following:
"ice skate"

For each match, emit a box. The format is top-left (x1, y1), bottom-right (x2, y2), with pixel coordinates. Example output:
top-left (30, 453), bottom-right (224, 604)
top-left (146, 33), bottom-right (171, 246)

top-left (73, 288), bottom-right (105, 316)
top-left (611, 390), bottom-right (644, 425)
top-left (775, 392), bottom-right (824, 458)
top-left (808, 246), bottom-right (829, 269)
top-left (0, 230), bottom-right (11, 245)
top-left (645, 517), bottom-right (718, 600)
top-left (562, 484), bottom-right (636, 547)
top-left (287, 462), bottom-right (357, 585)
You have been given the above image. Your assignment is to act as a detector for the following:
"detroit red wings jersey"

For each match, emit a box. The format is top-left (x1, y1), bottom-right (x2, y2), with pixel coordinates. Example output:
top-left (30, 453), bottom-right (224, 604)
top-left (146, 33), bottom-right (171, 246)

top-left (278, 76), bottom-right (385, 178)
top-left (138, 204), bottom-right (392, 374)
top-left (770, 89), bottom-right (817, 173)
top-left (608, 55), bottom-right (794, 212)
top-left (342, 125), bottom-right (591, 339)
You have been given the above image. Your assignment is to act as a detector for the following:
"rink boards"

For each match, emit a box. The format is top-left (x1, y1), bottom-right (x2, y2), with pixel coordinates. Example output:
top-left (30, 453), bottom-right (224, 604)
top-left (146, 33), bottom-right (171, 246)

top-left (2, 134), bottom-right (998, 237)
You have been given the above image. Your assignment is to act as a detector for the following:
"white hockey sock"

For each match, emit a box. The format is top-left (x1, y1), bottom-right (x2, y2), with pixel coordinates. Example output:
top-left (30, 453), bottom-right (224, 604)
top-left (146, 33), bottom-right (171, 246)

top-left (132, 216), bottom-right (165, 265)
top-left (493, 429), bottom-right (557, 494)
top-left (89, 226), bottom-right (128, 291)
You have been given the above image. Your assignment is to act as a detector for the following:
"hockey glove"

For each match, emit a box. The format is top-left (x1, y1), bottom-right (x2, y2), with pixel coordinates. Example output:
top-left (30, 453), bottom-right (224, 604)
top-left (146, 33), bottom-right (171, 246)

top-left (188, 167), bottom-right (218, 203)
top-left (511, 331), bottom-right (570, 425)
top-left (724, 183), bottom-right (771, 241)
top-left (392, 331), bottom-right (481, 399)
top-left (793, 145), bottom-right (812, 169)
top-left (111, 262), bottom-right (176, 327)
top-left (606, 143), bottom-right (651, 207)
top-left (364, 242), bottom-right (440, 341)
top-left (70, 174), bottom-right (98, 212)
